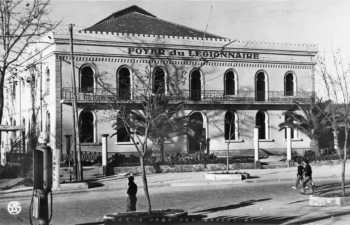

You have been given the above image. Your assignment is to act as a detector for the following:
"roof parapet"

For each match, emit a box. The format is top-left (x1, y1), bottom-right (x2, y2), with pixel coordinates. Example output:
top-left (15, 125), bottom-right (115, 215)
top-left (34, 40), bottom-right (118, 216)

top-left (51, 27), bottom-right (318, 52)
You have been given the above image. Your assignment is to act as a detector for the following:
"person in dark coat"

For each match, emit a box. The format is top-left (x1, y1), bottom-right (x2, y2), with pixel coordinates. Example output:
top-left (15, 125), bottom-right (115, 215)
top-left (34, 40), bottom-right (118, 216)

top-left (292, 160), bottom-right (304, 190)
top-left (302, 160), bottom-right (314, 193)
top-left (126, 175), bottom-right (137, 211)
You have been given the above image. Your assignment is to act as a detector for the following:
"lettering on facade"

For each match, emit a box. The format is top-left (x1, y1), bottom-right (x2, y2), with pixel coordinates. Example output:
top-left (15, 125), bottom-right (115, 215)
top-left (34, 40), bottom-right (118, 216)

top-left (128, 47), bottom-right (259, 60)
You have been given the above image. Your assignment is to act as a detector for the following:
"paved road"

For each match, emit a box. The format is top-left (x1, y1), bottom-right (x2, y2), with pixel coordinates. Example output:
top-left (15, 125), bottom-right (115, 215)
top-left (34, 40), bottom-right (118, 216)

top-left (0, 177), bottom-right (341, 225)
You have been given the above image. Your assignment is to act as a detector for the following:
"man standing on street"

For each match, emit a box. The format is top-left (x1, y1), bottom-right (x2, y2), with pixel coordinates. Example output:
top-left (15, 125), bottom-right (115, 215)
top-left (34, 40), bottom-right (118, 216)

top-left (126, 175), bottom-right (137, 211)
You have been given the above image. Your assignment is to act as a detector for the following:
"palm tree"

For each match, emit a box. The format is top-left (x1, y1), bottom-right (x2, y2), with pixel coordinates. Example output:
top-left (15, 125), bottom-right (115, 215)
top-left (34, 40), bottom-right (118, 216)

top-left (279, 100), bottom-right (329, 158)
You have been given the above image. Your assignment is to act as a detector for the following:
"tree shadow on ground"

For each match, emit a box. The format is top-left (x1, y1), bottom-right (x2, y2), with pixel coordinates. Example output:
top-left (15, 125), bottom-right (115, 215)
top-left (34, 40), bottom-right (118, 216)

top-left (287, 199), bottom-right (308, 204)
top-left (193, 198), bottom-right (271, 213)
top-left (283, 210), bottom-right (350, 225)
top-left (246, 175), bottom-right (260, 179)
top-left (205, 215), bottom-right (296, 224)
top-left (314, 182), bottom-right (350, 196)
top-left (77, 213), bottom-right (294, 225)
top-left (86, 179), bottom-right (104, 188)
top-left (76, 222), bottom-right (104, 225)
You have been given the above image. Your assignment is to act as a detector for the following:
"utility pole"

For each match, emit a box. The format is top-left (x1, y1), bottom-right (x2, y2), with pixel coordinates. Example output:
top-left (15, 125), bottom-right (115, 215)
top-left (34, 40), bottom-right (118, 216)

top-left (69, 24), bottom-right (83, 181)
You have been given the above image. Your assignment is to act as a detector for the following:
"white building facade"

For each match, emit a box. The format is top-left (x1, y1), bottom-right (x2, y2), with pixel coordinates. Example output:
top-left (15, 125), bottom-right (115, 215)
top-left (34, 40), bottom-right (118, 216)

top-left (2, 6), bottom-right (317, 187)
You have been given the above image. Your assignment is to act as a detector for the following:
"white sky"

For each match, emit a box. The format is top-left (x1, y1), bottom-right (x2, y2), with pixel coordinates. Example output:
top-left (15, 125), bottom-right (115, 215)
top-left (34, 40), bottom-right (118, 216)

top-left (49, 0), bottom-right (350, 57)
top-left (48, 0), bottom-right (350, 97)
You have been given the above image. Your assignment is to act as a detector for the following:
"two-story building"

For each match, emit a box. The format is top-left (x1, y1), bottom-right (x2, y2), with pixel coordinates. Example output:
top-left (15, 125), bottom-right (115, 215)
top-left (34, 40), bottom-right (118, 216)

top-left (1, 5), bottom-right (317, 187)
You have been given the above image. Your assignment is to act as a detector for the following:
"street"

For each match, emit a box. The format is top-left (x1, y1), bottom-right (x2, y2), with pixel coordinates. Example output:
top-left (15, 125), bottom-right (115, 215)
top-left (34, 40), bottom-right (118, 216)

top-left (0, 176), bottom-right (343, 225)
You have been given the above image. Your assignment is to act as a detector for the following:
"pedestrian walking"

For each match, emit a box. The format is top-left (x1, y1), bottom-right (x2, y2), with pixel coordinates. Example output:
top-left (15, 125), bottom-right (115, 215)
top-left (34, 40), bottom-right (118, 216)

top-left (126, 175), bottom-right (137, 211)
top-left (292, 160), bottom-right (304, 190)
top-left (302, 160), bottom-right (314, 193)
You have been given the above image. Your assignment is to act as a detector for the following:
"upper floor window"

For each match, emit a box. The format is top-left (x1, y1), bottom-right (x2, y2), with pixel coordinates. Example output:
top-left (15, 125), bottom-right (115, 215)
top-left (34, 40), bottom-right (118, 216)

top-left (46, 112), bottom-right (51, 142)
top-left (46, 68), bottom-right (50, 95)
top-left (284, 72), bottom-right (295, 96)
top-left (153, 67), bottom-right (165, 94)
top-left (117, 66), bottom-right (131, 100)
top-left (190, 69), bottom-right (201, 101)
top-left (224, 70), bottom-right (236, 95)
top-left (80, 66), bottom-right (94, 93)
top-left (255, 71), bottom-right (267, 101)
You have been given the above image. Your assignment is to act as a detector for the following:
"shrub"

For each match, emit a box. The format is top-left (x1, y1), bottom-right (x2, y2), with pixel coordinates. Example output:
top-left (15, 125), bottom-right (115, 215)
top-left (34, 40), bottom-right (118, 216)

top-left (0, 165), bottom-right (20, 178)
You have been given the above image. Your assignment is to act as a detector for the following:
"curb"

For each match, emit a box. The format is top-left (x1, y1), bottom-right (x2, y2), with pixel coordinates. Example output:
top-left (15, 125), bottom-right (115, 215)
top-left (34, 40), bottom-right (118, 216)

top-left (309, 195), bottom-right (350, 206)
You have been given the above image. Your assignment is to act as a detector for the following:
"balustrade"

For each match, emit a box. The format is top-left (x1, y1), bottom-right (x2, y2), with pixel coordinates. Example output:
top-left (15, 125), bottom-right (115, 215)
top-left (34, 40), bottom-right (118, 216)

top-left (61, 87), bottom-right (313, 104)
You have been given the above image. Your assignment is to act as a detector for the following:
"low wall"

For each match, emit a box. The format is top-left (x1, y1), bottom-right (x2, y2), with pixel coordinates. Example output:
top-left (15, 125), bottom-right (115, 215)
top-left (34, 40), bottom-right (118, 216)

top-left (113, 162), bottom-right (260, 174)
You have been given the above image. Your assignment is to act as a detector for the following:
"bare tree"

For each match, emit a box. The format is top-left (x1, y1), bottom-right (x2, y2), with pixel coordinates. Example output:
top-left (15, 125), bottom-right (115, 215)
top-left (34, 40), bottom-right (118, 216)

top-left (109, 64), bottom-right (188, 213)
top-left (0, 0), bottom-right (56, 134)
top-left (318, 52), bottom-right (350, 196)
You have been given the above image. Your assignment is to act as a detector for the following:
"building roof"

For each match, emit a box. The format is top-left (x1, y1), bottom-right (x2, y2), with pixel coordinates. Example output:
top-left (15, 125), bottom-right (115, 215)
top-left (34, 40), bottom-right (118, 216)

top-left (84, 5), bottom-right (225, 39)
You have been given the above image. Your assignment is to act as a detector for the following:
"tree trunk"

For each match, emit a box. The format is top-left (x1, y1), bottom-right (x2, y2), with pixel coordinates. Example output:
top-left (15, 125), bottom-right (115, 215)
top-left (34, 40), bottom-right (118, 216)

top-left (0, 72), bottom-right (4, 163)
top-left (226, 142), bottom-right (230, 173)
top-left (310, 138), bottom-right (320, 160)
top-left (341, 129), bottom-right (348, 196)
top-left (333, 129), bottom-right (340, 154)
top-left (160, 138), bottom-right (165, 163)
top-left (139, 154), bottom-right (152, 213)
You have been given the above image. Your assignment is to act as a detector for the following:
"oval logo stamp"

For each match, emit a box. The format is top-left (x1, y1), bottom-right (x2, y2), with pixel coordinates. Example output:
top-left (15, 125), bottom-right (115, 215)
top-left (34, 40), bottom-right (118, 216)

top-left (7, 201), bottom-right (22, 215)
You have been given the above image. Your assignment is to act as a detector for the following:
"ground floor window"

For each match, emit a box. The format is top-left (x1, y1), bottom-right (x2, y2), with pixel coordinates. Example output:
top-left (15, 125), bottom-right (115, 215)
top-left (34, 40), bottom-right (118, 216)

top-left (225, 111), bottom-right (236, 140)
top-left (79, 110), bottom-right (94, 143)
top-left (116, 117), bottom-right (130, 142)
top-left (256, 111), bottom-right (267, 139)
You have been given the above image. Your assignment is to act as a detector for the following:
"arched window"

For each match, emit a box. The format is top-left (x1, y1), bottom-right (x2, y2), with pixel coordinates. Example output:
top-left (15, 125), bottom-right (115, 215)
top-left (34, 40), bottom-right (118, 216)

top-left (256, 111), bottom-right (267, 139)
top-left (46, 112), bottom-right (51, 142)
top-left (153, 67), bottom-right (165, 94)
top-left (190, 69), bottom-right (201, 101)
top-left (188, 112), bottom-right (204, 153)
top-left (80, 66), bottom-right (94, 93)
top-left (284, 114), bottom-right (295, 139)
top-left (116, 116), bottom-right (130, 142)
top-left (224, 70), bottom-right (236, 95)
top-left (79, 110), bottom-right (94, 143)
top-left (118, 67), bottom-right (131, 100)
top-left (225, 111), bottom-right (236, 140)
top-left (255, 71), bottom-right (266, 101)
top-left (46, 67), bottom-right (50, 95)
top-left (284, 72), bottom-right (294, 96)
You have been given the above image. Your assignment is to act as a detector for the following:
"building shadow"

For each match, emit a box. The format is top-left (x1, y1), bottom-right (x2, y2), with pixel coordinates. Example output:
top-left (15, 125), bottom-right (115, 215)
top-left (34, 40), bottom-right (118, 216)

top-left (193, 198), bottom-right (271, 213)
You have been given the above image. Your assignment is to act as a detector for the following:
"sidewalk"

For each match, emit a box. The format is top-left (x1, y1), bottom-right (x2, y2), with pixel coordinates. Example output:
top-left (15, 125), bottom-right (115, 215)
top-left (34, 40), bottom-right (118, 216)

top-left (0, 164), bottom-right (347, 198)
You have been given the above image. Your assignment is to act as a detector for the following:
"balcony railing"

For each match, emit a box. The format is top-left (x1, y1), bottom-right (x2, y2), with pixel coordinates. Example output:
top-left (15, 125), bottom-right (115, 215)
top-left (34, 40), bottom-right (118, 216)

top-left (61, 87), bottom-right (313, 104)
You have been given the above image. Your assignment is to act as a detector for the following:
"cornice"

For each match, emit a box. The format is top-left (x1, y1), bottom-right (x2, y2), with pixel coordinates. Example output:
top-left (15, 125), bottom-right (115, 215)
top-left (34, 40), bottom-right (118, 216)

top-left (56, 53), bottom-right (314, 69)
